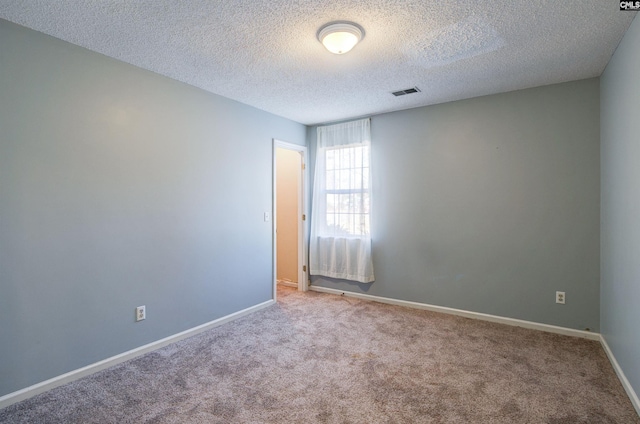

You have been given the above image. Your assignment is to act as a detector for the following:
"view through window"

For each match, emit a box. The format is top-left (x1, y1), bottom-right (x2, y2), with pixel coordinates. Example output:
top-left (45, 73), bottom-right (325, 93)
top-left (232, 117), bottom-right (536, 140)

top-left (324, 145), bottom-right (370, 236)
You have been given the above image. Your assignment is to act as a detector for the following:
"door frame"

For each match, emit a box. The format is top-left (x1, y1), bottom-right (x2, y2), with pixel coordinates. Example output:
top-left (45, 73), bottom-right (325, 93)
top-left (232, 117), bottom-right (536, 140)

top-left (272, 139), bottom-right (309, 300)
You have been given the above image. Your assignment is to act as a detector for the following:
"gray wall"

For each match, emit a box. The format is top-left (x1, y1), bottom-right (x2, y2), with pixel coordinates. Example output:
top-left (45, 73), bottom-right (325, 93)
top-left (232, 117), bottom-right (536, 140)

top-left (0, 19), bottom-right (305, 397)
top-left (601, 15), bottom-right (640, 400)
top-left (309, 79), bottom-right (601, 332)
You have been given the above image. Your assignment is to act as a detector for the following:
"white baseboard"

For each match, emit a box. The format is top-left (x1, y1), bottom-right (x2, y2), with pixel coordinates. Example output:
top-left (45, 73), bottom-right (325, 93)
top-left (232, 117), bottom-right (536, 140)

top-left (277, 280), bottom-right (298, 288)
top-left (0, 299), bottom-right (275, 410)
top-left (308, 287), bottom-right (640, 416)
top-left (309, 286), bottom-right (600, 341)
top-left (6, 289), bottom-right (638, 419)
top-left (600, 335), bottom-right (640, 416)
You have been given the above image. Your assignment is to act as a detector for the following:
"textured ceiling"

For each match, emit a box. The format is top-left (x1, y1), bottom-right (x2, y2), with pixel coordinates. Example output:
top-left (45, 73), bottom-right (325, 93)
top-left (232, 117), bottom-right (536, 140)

top-left (0, 1), bottom-right (636, 125)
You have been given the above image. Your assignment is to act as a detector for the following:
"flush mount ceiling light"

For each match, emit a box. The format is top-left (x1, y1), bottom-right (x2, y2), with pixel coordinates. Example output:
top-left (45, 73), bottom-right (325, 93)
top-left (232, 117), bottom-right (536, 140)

top-left (317, 21), bottom-right (365, 54)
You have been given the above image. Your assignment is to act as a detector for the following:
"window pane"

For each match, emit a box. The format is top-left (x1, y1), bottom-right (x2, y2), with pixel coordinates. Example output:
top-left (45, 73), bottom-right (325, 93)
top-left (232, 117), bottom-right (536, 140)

top-left (327, 193), bottom-right (335, 213)
top-left (339, 194), bottom-right (350, 213)
top-left (340, 148), bottom-right (350, 169)
top-left (326, 170), bottom-right (335, 190)
top-left (339, 170), bottom-right (350, 190)
top-left (354, 214), bottom-right (362, 235)
top-left (327, 213), bottom-right (335, 229)
top-left (322, 144), bottom-right (371, 237)
top-left (354, 193), bottom-right (362, 213)
top-left (339, 214), bottom-right (350, 233)
top-left (353, 168), bottom-right (362, 190)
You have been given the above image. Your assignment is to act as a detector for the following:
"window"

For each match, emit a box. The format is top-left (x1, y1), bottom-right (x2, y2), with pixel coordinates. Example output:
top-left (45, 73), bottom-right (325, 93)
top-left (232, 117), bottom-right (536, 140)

top-left (325, 145), bottom-right (370, 236)
top-left (309, 118), bottom-right (374, 283)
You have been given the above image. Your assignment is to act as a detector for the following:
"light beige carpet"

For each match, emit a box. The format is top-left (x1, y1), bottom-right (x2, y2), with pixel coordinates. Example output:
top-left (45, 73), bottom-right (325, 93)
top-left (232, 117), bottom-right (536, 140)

top-left (1, 285), bottom-right (638, 423)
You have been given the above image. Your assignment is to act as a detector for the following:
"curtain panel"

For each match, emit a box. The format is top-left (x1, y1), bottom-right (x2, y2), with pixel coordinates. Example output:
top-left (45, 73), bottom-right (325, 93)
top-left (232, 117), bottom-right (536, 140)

top-left (310, 118), bottom-right (374, 283)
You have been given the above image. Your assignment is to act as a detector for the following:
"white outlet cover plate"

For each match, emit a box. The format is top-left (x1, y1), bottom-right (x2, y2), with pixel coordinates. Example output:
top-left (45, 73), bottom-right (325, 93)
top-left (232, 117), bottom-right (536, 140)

top-left (136, 305), bottom-right (146, 321)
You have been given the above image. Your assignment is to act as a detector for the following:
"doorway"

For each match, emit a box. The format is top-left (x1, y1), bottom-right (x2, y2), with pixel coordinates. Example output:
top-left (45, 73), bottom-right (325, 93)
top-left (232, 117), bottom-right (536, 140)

top-left (272, 140), bottom-right (308, 300)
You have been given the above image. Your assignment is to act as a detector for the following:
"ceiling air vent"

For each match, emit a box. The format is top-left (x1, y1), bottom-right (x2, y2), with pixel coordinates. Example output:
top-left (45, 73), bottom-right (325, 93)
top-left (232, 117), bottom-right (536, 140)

top-left (392, 87), bottom-right (421, 97)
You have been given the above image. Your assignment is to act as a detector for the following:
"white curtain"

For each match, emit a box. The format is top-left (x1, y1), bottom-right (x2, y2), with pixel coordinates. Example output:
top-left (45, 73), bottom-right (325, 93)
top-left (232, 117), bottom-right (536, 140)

top-left (310, 118), bottom-right (374, 283)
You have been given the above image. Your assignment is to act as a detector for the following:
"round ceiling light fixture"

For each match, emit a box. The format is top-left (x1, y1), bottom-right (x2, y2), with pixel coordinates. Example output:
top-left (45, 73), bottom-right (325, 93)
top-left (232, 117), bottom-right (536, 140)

top-left (317, 21), bottom-right (364, 54)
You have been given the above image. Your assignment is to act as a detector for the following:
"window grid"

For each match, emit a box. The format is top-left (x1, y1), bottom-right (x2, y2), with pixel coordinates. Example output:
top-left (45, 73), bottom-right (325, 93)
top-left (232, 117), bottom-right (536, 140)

top-left (325, 145), bottom-right (370, 236)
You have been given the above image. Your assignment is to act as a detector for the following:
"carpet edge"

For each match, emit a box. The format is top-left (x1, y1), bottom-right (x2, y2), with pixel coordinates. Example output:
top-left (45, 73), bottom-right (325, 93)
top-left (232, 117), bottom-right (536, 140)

top-left (0, 299), bottom-right (275, 410)
top-left (308, 286), bottom-right (640, 417)
top-left (308, 286), bottom-right (600, 340)
top-left (600, 335), bottom-right (640, 417)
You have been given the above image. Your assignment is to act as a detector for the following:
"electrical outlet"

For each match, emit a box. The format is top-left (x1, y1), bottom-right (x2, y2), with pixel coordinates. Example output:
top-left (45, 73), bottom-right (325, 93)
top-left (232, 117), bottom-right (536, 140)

top-left (555, 291), bottom-right (565, 304)
top-left (136, 305), bottom-right (146, 321)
